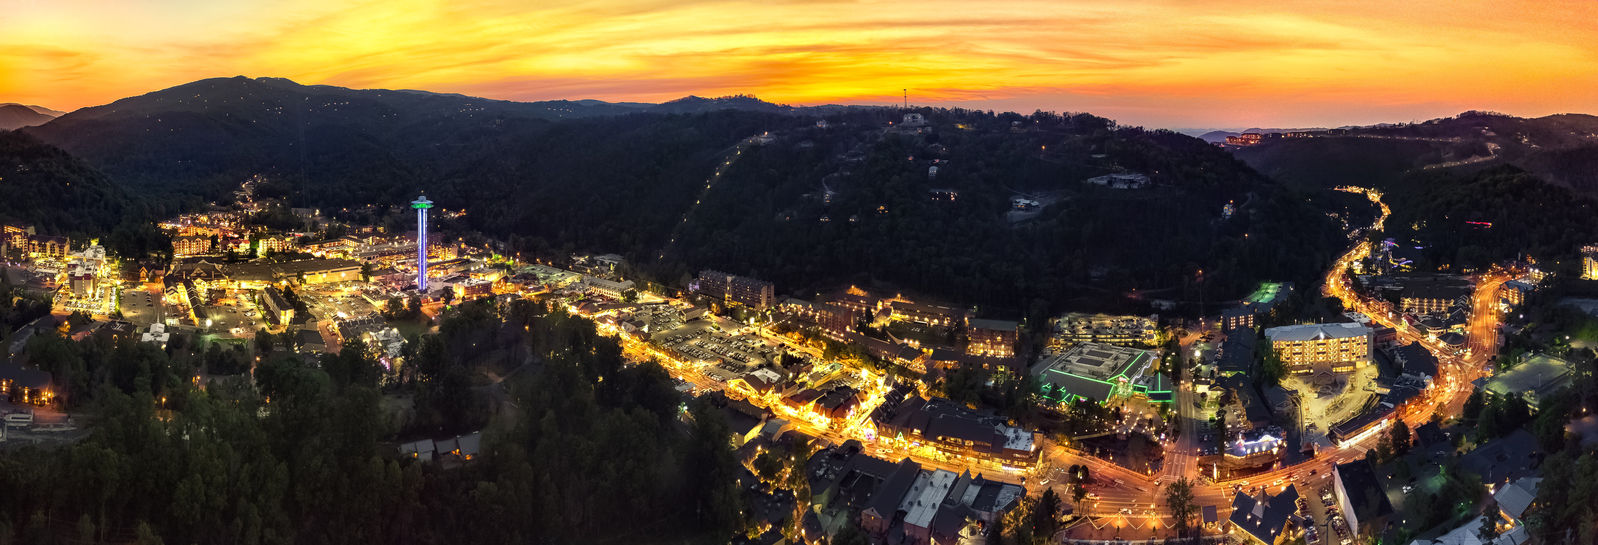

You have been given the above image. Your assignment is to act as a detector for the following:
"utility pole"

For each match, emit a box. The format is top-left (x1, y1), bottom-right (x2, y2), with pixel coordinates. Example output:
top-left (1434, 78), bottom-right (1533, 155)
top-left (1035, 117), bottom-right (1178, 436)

top-left (904, 89), bottom-right (907, 110)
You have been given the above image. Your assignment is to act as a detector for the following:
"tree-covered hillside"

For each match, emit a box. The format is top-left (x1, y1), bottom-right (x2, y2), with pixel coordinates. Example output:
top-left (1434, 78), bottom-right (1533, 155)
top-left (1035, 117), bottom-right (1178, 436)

top-left (1381, 165), bottom-right (1598, 272)
top-left (662, 109), bottom-right (1345, 312)
top-left (0, 131), bottom-right (169, 257)
top-left (1231, 111), bottom-right (1598, 193)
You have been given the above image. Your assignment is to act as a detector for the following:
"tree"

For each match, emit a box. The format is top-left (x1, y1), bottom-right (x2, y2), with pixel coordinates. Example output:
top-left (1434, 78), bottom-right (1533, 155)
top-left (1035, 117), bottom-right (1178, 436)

top-left (1257, 342), bottom-right (1287, 388)
top-left (622, 289), bottom-right (638, 303)
top-left (1035, 488), bottom-right (1061, 538)
top-left (360, 261), bottom-right (373, 283)
top-left (1390, 419), bottom-right (1412, 457)
top-left (1072, 483), bottom-right (1089, 513)
top-left (255, 327), bottom-right (275, 357)
top-left (383, 297), bottom-right (405, 319)
top-left (1478, 503), bottom-right (1501, 542)
top-left (1463, 389), bottom-right (1485, 421)
top-left (1165, 477), bottom-right (1199, 539)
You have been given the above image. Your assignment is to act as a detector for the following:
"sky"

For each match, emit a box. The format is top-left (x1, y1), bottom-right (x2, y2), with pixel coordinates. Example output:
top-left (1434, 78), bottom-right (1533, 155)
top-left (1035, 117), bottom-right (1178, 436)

top-left (1, 0), bottom-right (1596, 128)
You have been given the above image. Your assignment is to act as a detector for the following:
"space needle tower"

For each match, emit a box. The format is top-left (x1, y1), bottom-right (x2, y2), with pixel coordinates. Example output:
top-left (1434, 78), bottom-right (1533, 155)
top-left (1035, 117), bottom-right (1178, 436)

top-left (412, 195), bottom-right (434, 293)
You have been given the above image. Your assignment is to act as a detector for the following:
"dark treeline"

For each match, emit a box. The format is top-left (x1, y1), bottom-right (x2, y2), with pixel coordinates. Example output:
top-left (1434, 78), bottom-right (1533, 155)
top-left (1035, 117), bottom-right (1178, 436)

top-left (0, 298), bottom-right (743, 544)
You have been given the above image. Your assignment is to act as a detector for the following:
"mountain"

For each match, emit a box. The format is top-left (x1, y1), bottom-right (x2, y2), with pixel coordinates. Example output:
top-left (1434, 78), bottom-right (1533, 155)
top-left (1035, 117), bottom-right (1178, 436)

top-left (0, 104), bottom-right (59, 130)
top-left (1230, 112), bottom-right (1598, 192)
top-left (23, 77), bottom-right (1347, 311)
top-left (0, 130), bottom-right (172, 260)
top-left (0, 103), bottom-right (65, 117)
top-left (1190, 127), bottom-right (1329, 143)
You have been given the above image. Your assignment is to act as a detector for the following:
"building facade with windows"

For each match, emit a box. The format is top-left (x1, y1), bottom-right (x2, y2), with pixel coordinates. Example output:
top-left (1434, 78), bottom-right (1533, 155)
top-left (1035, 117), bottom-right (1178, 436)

top-left (967, 319), bottom-right (1019, 357)
top-left (1265, 322), bottom-right (1373, 374)
top-left (695, 270), bottom-right (774, 309)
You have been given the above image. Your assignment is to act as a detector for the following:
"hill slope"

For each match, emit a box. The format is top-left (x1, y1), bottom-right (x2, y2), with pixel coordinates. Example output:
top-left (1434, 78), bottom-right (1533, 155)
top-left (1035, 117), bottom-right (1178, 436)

top-left (1231, 112), bottom-right (1598, 192)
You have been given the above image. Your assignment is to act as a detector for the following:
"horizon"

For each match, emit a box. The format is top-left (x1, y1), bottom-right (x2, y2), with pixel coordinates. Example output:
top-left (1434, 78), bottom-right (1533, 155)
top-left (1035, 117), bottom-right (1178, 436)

top-left (3, 1), bottom-right (1596, 128)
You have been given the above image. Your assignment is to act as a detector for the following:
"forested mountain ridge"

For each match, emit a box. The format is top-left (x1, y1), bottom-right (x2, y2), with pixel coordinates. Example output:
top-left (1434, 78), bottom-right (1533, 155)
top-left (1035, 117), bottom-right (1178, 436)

top-left (0, 130), bottom-right (170, 257)
top-left (1231, 111), bottom-right (1598, 192)
top-left (658, 110), bottom-right (1347, 314)
top-left (20, 76), bottom-right (1347, 313)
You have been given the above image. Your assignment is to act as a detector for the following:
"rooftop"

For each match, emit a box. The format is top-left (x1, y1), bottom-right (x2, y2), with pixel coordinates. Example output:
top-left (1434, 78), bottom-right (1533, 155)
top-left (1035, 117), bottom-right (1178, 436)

top-left (1265, 322), bottom-right (1370, 342)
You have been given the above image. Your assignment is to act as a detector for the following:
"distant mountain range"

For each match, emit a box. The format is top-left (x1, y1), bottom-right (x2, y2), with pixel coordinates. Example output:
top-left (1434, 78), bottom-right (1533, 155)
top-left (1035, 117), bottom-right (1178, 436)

top-left (1227, 111), bottom-right (1598, 192)
top-left (0, 103), bottom-right (64, 130)
top-left (1182, 128), bottom-right (1330, 143)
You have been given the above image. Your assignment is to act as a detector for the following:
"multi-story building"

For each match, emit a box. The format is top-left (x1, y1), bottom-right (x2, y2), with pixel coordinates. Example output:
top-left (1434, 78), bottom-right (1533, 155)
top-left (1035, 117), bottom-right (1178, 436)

top-left (28, 235), bottom-right (67, 258)
top-left (69, 271), bottom-right (94, 297)
top-left (1265, 322), bottom-right (1373, 374)
top-left (256, 236), bottom-right (293, 256)
top-left (1333, 460), bottom-right (1395, 539)
top-left (1397, 276), bottom-right (1473, 316)
top-left (1583, 245), bottom-right (1598, 280)
top-left (967, 319), bottom-right (1018, 357)
top-left (695, 270), bottom-right (774, 309)
top-left (782, 299), bottom-right (857, 340)
top-left (263, 286), bottom-right (296, 326)
top-left (454, 278), bottom-right (494, 301)
top-left (173, 235), bottom-right (211, 256)
top-left (1221, 307), bottom-right (1255, 332)
top-left (2, 223), bottom-right (33, 250)
top-left (1054, 312), bottom-right (1158, 346)
top-left (1499, 280), bottom-right (1534, 309)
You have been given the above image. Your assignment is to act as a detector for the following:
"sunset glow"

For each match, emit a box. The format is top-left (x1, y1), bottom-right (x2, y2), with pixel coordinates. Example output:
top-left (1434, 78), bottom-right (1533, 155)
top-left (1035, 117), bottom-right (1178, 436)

top-left (2, 0), bottom-right (1596, 126)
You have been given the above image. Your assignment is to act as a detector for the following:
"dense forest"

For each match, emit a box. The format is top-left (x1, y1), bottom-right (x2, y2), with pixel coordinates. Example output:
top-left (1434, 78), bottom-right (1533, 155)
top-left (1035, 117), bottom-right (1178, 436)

top-left (0, 131), bottom-right (170, 258)
top-left (0, 298), bottom-right (744, 544)
top-left (662, 109), bottom-right (1345, 314)
top-left (1379, 165), bottom-right (1598, 272)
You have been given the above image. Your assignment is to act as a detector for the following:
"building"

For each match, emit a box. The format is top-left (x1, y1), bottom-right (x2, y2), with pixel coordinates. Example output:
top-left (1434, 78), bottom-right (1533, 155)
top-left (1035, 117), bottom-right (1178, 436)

top-left (263, 287), bottom-right (295, 326)
top-left (902, 113), bottom-right (926, 126)
top-left (1398, 277), bottom-right (1473, 316)
top-left (0, 363), bottom-right (54, 405)
top-left (1225, 133), bottom-right (1264, 146)
top-left (1332, 460), bottom-right (1394, 538)
top-left (1054, 313), bottom-right (1158, 346)
top-left (28, 234), bottom-right (67, 258)
top-left (902, 469), bottom-right (959, 545)
top-left (1227, 485), bottom-right (1303, 545)
top-left (454, 278), bottom-right (493, 301)
top-left (967, 319), bottom-right (1018, 357)
top-left (1031, 342), bottom-right (1155, 404)
top-left (1499, 280), bottom-right (1534, 309)
top-left (696, 270), bottom-right (774, 309)
top-left (1265, 322), bottom-right (1373, 374)
top-left (295, 328), bottom-right (326, 354)
top-left (582, 275), bottom-right (635, 299)
top-left (861, 458), bottom-right (922, 534)
top-left (173, 235), bottom-right (212, 256)
top-left (872, 396), bottom-right (1040, 470)
top-left (1222, 307), bottom-right (1256, 332)
top-left (140, 323), bottom-right (171, 349)
top-left (2, 223), bottom-right (33, 249)
top-left (1584, 245), bottom-right (1598, 280)
top-left (68, 270), bottom-right (94, 297)
top-left (782, 299), bottom-right (857, 340)
top-left (891, 301), bottom-right (968, 327)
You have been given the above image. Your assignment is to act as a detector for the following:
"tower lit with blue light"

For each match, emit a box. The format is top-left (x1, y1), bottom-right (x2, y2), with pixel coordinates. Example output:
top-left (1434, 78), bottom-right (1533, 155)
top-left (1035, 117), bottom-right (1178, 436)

top-left (412, 196), bottom-right (433, 292)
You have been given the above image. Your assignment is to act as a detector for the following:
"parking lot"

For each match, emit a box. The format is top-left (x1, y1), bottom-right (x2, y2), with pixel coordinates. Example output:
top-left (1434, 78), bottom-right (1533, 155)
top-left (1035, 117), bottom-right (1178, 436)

top-left (118, 285), bottom-right (169, 327)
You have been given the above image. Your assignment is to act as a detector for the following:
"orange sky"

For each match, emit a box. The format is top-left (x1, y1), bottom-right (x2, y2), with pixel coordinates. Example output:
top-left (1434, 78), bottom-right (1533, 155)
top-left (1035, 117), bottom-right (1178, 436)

top-left (2, 0), bottom-right (1596, 127)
